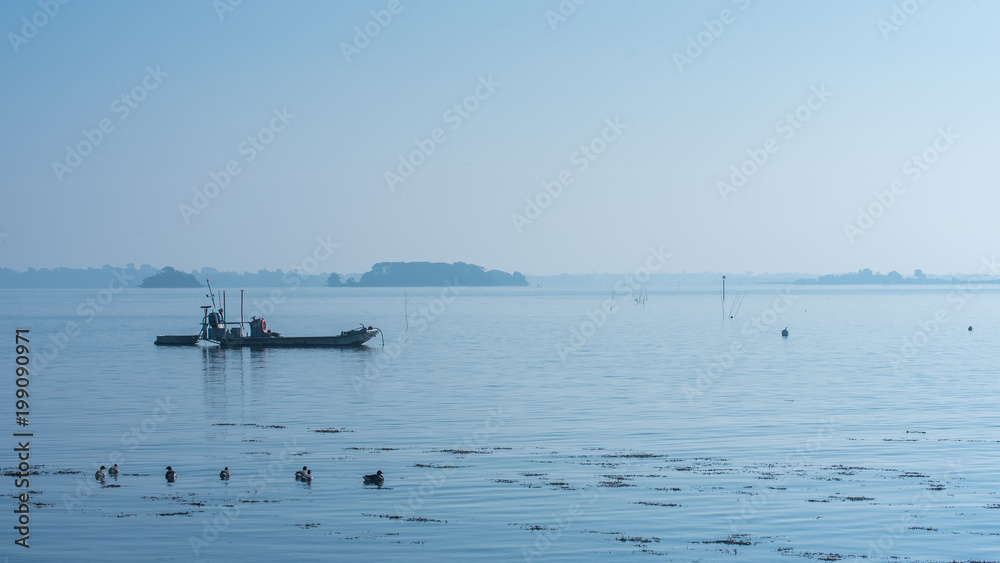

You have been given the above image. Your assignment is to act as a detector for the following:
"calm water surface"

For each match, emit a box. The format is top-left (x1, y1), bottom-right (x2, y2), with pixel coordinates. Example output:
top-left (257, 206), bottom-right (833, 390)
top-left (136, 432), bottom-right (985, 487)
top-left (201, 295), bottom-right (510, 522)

top-left (1, 285), bottom-right (998, 561)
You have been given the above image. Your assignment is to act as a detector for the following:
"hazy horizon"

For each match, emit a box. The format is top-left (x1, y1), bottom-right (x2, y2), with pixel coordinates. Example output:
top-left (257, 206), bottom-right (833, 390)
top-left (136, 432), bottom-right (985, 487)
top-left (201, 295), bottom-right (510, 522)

top-left (2, 261), bottom-right (993, 281)
top-left (4, 1), bottom-right (997, 276)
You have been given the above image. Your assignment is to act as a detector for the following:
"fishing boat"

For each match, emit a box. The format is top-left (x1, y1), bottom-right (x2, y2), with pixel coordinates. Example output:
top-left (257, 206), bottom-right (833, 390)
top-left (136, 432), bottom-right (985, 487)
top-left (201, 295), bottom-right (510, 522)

top-left (154, 283), bottom-right (382, 348)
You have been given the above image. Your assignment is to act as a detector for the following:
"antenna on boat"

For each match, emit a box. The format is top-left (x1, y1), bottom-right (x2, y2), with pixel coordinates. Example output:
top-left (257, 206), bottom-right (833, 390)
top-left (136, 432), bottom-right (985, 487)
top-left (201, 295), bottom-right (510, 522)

top-left (206, 279), bottom-right (217, 312)
top-left (240, 290), bottom-right (244, 333)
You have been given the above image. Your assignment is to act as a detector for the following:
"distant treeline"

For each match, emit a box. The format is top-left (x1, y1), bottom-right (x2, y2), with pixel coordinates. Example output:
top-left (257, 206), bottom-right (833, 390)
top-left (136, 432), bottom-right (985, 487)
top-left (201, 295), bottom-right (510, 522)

top-left (0, 265), bottom-right (161, 288)
top-left (140, 267), bottom-right (202, 288)
top-left (330, 262), bottom-right (528, 287)
top-left (0, 262), bottom-right (527, 289)
top-left (8, 264), bottom-right (995, 289)
top-left (795, 269), bottom-right (1000, 285)
top-left (0, 265), bottom-right (329, 288)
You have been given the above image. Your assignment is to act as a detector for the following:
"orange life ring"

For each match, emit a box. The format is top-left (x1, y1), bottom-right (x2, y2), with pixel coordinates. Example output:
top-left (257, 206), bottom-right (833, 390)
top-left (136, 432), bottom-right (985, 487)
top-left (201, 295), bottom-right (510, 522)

top-left (261, 319), bottom-right (267, 332)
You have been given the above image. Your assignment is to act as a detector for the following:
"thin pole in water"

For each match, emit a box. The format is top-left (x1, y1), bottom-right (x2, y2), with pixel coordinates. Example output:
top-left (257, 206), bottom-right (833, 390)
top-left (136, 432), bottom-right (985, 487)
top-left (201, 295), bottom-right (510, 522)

top-left (721, 275), bottom-right (726, 319)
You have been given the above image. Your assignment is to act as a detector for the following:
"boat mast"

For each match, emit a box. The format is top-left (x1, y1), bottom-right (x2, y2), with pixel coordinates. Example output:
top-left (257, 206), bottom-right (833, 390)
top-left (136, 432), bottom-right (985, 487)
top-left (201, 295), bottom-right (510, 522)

top-left (206, 279), bottom-right (217, 312)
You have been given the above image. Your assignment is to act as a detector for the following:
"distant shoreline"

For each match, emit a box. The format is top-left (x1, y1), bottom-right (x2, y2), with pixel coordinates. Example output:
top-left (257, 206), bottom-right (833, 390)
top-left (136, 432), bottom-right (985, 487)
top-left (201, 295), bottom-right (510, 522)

top-left (2, 265), bottom-right (998, 289)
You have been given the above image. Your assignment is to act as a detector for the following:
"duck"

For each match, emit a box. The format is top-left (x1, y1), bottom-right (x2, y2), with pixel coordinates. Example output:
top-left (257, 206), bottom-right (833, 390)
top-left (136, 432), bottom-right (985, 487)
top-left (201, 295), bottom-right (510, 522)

top-left (302, 469), bottom-right (313, 483)
top-left (363, 470), bottom-right (384, 486)
top-left (95, 466), bottom-right (107, 480)
top-left (165, 466), bottom-right (177, 482)
top-left (295, 466), bottom-right (308, 480)
top-left (108, 464), bottom-right (119, 477)
top-left (220, 467), bottom-right (230, 480)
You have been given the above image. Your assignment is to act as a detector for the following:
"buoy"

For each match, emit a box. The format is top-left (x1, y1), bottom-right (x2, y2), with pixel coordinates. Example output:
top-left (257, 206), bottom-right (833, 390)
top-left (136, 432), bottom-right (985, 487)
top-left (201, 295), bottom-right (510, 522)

top-left (781, 328), bottom-right (789, 337)
top-left (968, 326), bottom-right (973, 331)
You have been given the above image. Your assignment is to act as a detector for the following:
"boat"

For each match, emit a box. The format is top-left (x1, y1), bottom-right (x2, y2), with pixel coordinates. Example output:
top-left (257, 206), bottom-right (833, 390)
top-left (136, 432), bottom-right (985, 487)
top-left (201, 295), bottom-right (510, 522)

top-left (153, 334), bottom-right (202, 346)
top-left (154, 283), bottom-right (382, 348)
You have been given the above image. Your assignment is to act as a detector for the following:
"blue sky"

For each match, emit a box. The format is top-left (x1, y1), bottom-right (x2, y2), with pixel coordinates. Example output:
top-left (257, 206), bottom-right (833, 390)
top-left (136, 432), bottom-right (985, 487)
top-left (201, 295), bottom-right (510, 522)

top-left (2, 0), bottom-right (997, 275)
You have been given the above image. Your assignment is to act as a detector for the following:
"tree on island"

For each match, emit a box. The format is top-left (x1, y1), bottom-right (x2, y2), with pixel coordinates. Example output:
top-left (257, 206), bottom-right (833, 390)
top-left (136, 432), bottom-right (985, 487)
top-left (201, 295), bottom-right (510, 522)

top-left (339, 262), bottom-right (528, 287)
top-left (326, 273), bottom-right (342, 287)
top-left (795, 268), bottom-right (988, 285)
top-left (140, 266), bottom-right (203, 288)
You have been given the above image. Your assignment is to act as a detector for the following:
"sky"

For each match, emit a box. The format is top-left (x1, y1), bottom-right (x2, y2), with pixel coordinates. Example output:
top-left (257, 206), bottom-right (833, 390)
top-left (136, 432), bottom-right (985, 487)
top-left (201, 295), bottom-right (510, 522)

top-left (2, 0), bottom-right (998, 276)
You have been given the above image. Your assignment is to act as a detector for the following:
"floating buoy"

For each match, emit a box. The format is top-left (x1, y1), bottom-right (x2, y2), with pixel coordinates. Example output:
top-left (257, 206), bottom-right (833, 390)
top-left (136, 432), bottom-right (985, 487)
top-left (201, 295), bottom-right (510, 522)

top-left (781, 327), bottom-right (789, 337)
top-left (968, 326), bottom-right (973, 331)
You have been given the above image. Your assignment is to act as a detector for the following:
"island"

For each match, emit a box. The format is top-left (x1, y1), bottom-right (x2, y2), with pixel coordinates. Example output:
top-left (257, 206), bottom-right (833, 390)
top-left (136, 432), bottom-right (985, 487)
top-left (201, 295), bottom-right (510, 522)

top-left (140, 266), bottom-right (203, 288)
top-left (331, 262), bottom-right (528, 287)
top-left (794, 268), bottom-right (998, 285)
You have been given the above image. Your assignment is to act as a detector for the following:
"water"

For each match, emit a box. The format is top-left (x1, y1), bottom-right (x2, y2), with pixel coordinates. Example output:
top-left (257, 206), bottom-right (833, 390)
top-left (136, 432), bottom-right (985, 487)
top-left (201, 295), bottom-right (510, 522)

top-left (2, 284), bottom-right (999, 561)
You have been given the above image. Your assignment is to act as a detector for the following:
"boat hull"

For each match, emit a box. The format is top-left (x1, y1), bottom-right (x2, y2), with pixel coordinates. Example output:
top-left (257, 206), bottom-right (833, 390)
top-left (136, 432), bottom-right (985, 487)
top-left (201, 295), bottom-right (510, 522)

top-left (155, 335), bottom-right (202, 346)
top-left (212, 328), bottom-right (379, 348)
